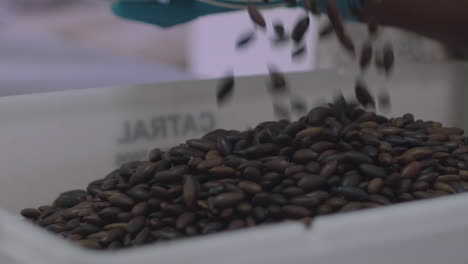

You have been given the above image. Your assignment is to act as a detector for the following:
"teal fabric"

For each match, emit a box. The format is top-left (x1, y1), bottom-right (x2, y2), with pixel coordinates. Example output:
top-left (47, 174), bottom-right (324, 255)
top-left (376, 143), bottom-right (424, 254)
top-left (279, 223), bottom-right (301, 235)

top-left (112, 0), bottom-right (222, 28)
top-left (112, 0), bottom-right (363, 28)
top-left (316, 0), bottom-right (363, 21)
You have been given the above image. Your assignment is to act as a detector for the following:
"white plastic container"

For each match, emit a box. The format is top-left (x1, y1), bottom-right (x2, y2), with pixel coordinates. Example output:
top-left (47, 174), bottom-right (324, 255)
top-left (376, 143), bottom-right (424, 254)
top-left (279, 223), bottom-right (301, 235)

top-left (1, 66), bottom-right (468, 264)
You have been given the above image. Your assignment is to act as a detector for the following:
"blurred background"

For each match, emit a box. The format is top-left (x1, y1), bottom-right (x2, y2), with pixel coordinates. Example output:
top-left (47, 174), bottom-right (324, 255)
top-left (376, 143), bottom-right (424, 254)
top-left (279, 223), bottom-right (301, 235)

top-left (0, 0), bottom-right (464, 99)
top-left (0, 0), bottom-right (320, 97)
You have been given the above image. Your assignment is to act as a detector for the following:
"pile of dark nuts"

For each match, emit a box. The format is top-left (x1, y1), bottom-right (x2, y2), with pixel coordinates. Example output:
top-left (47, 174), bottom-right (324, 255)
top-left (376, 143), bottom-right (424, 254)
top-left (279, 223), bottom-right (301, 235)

top-left (21, 97), bottom-right (468, 250)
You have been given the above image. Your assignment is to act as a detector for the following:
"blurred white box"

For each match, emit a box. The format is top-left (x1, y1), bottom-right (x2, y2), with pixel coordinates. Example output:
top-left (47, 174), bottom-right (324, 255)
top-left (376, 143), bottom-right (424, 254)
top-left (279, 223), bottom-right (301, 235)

top-left (188, 7), bottom-right (317, 78)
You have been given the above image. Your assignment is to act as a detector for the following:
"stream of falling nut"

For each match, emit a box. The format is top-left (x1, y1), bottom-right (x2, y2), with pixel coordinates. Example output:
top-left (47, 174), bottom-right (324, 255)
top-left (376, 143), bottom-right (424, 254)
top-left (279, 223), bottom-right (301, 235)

top-left (217, 0), bottom-right (395, 119)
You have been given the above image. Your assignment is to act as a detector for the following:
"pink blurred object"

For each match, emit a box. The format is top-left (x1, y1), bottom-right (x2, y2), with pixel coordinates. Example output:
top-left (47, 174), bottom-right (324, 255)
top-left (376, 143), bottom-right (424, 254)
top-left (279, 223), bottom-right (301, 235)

top-left (7, 0), bottom-right (75, 11)
top-left (0, 31), bottom-right (192, 97)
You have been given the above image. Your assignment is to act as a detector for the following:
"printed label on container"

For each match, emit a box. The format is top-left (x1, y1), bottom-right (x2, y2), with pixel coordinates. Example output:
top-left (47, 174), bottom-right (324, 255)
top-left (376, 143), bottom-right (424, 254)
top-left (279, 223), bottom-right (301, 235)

top-left (114, 111), bottom-right (217, 165)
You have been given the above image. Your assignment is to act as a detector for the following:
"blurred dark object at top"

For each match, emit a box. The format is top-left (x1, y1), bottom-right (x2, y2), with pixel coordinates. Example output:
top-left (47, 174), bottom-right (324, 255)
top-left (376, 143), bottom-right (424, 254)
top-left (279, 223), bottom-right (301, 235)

top-left (446, 47), bottom-right (468, 61)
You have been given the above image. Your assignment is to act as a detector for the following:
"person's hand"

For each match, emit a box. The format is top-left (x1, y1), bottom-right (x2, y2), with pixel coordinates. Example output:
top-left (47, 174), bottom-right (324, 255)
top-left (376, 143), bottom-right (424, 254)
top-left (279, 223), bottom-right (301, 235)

top-left (111, 0), bottom-right (364, 28)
